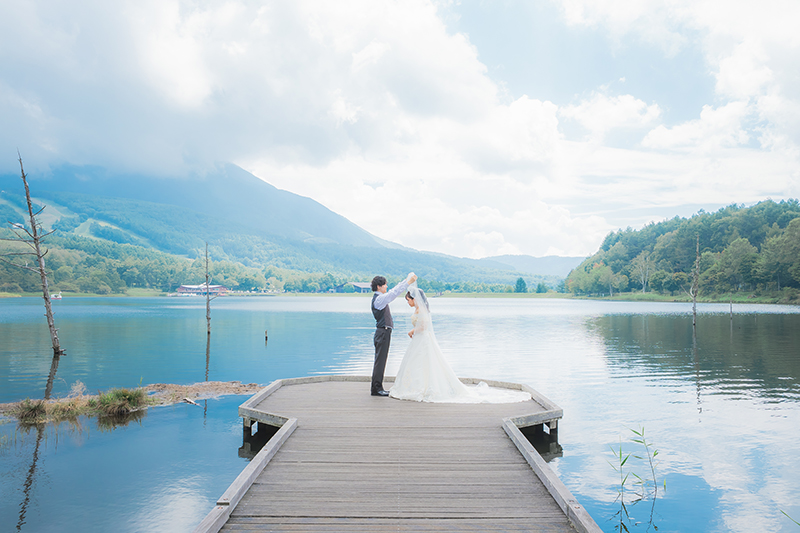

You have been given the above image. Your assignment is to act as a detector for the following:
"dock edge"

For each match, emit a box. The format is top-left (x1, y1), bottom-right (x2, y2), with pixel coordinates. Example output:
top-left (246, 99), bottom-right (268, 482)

top-left (503, 419), bottom-right (602, 533)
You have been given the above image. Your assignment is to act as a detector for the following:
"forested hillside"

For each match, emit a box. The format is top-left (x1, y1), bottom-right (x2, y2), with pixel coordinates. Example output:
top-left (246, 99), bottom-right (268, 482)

top-left (0, 168), bottom-right (561, 294)
top-left (566, 200), bottom-right (800, 300)
top-left (0, 230), bottom-right (551, 295)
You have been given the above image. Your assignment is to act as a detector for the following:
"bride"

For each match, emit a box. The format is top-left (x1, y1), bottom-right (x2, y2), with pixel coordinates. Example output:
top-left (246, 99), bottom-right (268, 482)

top-left (389, 284), bottom-right (531, 404)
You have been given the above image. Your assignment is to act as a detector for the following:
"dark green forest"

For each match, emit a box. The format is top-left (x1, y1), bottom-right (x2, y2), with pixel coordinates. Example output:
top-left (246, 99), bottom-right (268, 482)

top-left (566, 200), bottom-right (800, 302)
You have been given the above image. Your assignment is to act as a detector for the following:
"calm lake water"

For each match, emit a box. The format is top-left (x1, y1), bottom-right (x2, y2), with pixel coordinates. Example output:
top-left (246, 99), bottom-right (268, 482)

top-left (1, 296), bottom-right (799, 532)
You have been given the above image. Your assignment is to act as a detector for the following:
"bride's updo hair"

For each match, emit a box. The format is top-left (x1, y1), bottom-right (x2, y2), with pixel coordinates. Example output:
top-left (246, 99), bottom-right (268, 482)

top-left (405, 288), bottom-right (430, 311)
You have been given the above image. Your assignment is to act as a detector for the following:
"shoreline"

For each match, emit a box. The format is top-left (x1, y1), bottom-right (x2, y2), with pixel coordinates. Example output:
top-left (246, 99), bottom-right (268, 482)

top-left (3, 290), bottom-right (798, 305)
top-left (0, 380), bottom-right (263, 423)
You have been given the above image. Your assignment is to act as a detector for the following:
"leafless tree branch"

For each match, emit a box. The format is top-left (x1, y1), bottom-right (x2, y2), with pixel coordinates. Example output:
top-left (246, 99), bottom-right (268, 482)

top-left (0, 153), bottom-right (65, 357)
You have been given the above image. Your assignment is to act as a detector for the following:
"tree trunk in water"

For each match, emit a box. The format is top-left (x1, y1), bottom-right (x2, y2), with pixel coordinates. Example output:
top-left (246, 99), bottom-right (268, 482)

top-left (205, 242), bottom-right (211, 335)
top-left (692, 234), bottom-right (699, 328)
top-left (44, 353), bottom-right (61, 400)
top-left (19, 157), bottom-right (63, 357)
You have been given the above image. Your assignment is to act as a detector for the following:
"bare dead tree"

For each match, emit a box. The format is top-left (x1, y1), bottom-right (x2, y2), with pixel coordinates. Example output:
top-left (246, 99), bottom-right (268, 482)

top-left (205, 242), bottom-right (219, 335)
top-left (0, 154), bottom-right (64, 356)
top-left (692, 234), bottom-right (700, 328)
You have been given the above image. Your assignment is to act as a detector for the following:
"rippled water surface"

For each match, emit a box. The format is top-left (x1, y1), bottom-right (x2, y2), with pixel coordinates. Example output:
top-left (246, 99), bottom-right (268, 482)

top-left (1, 296), bottom-right (799, 532)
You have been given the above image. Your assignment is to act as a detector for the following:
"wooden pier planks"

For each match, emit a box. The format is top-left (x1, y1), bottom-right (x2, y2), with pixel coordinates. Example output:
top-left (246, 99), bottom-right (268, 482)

top-left (213, 378), bottom-right (586, 533)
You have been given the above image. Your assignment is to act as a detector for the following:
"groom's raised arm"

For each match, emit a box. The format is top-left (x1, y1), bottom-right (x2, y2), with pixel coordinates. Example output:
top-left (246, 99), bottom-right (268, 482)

top-left (373, 273), bottom-right (417, 309)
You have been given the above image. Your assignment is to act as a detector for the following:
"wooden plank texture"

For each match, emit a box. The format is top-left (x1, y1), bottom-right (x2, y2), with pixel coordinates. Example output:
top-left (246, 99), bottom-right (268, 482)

top-left (214, 379), bottom-right (579, 533)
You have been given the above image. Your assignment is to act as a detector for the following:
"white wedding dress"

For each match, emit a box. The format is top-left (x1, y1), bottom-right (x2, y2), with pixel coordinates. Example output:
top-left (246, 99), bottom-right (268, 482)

top-left (389, 285), bottom-right (531, 404)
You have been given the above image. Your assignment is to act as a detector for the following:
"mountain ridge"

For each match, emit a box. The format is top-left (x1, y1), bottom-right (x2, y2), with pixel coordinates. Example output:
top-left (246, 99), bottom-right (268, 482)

top-left (0, 163), bottom-right (576, 284)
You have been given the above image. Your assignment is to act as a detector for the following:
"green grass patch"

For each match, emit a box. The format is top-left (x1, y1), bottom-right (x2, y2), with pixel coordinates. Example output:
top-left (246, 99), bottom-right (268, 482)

top-left (96, 388), bottom-right (147, 417)
top-left (4, 382), bottom-right (152, 426)
top-left (125, 288), bottom-right (167, 297)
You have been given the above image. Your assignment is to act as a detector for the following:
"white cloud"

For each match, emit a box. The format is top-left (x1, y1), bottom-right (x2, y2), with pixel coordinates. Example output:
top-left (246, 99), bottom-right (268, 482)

top-left (1, 0), bottom-right (799, 259)
top-left (556, 0), bottom-right (688, 54)
top-left (560, 93), bottom-right (661, 142)
top-left (126, 1), bottom-right (216, 108)
top-left (715, 40), bottom-right (774, 100)
top-left (351, 40), bottom-right (391, 73)
top-left (642, 102), bottom-right (751, 150)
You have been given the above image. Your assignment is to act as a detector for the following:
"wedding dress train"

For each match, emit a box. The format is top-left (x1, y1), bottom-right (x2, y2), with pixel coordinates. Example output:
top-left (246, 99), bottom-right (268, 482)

top-left (389, 285), bottom-right (531, 404)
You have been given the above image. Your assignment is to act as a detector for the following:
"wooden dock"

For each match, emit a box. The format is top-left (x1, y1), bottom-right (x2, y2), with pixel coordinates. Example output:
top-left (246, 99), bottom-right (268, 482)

top-left (195, 376), bottom-right (600, 533)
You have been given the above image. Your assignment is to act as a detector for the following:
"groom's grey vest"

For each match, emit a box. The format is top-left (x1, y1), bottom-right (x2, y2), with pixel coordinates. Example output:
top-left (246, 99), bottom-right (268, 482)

top-left (372, 293), bottom-right (393, 329)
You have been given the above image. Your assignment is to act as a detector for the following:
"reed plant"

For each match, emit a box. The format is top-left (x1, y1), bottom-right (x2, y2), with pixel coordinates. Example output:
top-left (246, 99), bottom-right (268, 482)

top-left (608, 426), bottom-right (665, 532)
top-left (608, 438), bottom-right (634, 531)
top-left (629, 426), bottom-right (665, 498)
top-left (782, 510), bottom-right (800, 527)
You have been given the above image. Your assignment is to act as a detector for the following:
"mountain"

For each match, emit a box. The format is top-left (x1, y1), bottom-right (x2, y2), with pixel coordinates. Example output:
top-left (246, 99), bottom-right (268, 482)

top-left (1, 163), bottom-right (386, 248)
top-left (0, 163), bottom-right (573, 285)
top-left (477, 255), bottom-right (586, 277)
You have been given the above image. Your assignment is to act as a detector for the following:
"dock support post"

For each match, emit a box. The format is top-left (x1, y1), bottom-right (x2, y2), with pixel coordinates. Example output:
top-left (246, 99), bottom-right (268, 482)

top-left (549, 420), bottom-right (558, 443)
top-left (243, 417), bottom-right (252, 439)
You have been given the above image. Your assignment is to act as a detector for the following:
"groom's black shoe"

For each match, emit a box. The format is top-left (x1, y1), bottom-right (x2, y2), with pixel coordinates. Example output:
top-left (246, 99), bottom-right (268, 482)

top-left (371, 390), bottom-right (390, 396)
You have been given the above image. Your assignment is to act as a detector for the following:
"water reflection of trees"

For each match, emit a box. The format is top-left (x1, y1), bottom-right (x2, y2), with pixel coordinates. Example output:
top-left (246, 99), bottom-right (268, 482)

top-left (11, 410), bottom-right (145, 531)
top-left (586, 313), bottom-right (800, 400)
top-left (15, 425), bottom-right (43, 532)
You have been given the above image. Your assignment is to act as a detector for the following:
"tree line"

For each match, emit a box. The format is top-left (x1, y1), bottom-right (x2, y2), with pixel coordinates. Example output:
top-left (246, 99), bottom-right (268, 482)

top-left (0, 231), bottom-right (552, 295)
top-left (566, 200), bottom-right (800, 300)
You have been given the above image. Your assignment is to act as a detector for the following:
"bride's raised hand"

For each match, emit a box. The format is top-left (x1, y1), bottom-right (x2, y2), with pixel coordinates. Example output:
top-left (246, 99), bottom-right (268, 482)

top-left (408, 329), bottom-right (414, 338)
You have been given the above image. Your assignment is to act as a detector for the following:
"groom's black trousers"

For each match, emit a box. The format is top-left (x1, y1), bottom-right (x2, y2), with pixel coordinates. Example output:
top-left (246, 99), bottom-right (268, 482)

top-left (372, 327), bottom-right (391, 393)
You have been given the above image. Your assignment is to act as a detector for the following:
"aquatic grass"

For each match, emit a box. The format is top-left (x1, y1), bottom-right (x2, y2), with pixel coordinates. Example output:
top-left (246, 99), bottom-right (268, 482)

top-left (4, 381), bottom-right (153, 426)
top-left (630, 425), bottom-right (665, 498)
top-left (15, 399), bottom-right (47, 424)
top-left (608, 426), bottom-right (665, 532)
top-left (96, 388), bottom-right (147, 417)
top-left (49, 398), bottom-right (86, 419)
top-left (608, 438), bottom-right (634, 532)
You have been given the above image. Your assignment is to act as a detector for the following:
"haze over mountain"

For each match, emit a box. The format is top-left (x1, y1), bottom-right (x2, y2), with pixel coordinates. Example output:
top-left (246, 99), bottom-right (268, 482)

top-left (476, 255), bottom-right (585, 278)
top-left (0, 164), bottom-right (575, 285)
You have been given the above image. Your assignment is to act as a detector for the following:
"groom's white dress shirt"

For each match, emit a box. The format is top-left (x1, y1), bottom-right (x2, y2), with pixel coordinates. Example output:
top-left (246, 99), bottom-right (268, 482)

top-left (372, 280), bottom-right (410, 313)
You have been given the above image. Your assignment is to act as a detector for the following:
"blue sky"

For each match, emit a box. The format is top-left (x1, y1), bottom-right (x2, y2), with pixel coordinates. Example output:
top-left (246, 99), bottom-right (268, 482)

top-left (1, 0), bottom-right (798, 258)
top-left (450, 1), bottom-right (716, 123)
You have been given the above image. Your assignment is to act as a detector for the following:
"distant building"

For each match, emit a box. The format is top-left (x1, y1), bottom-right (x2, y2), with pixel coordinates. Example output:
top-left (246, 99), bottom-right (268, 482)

top-left (335, 282), bottom-right (373, 293)
top-left (176, 283), bottom-right (228, 296)
top-left (350, 282), bottom-right (372, 293)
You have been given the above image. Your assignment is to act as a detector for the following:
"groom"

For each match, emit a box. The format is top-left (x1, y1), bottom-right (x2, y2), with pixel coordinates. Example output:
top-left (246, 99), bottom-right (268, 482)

top-left (370, 272), bottom-right (417, 396)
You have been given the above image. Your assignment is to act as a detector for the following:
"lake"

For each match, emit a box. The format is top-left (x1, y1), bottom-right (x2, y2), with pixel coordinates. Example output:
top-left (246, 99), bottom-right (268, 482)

top-left (1, 296), bottom-right (799, 532)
